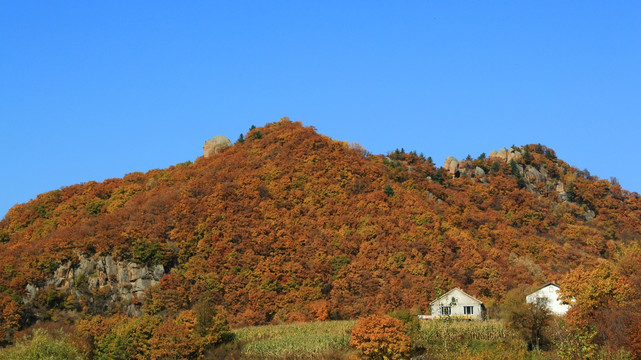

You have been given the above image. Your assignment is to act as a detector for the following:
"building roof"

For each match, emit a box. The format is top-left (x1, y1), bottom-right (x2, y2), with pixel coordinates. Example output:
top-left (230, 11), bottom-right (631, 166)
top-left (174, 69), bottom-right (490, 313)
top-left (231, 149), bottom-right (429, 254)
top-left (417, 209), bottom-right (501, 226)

top-left (529, 282), bottom-right (560, 294)
top-left (429, 287), bottom-right (483, 305)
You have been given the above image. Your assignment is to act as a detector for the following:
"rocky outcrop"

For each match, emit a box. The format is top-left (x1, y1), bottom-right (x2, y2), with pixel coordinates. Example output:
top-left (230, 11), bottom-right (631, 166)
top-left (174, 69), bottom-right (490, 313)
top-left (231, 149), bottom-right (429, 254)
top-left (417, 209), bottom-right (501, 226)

top-left (475, 166), bottom-right (486, 182)
top-left (489, 147), bottom-right (522, 163)
top-left (524, 165), bottom-right (545, 184)
top-left (444, 156), bottom-right (459, 175)
top-left (556, 182), bottom-right (568, 201)
top-left (203, 135), bottom-right (232, 157)
top-left (24, 254), bottom-right (165, 315)
top-left (442, 146), bottom-right (572, 200)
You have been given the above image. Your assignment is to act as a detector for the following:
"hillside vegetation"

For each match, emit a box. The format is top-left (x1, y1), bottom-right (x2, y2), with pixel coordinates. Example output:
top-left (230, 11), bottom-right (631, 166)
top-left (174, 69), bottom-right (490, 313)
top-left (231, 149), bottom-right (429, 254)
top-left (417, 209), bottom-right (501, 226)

top-left (1, 119), bottom-right (640, 357)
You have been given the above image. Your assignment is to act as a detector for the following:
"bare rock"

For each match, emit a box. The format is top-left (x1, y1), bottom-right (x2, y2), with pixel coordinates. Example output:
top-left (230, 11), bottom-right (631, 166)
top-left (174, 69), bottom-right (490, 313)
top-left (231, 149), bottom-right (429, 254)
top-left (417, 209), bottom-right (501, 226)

top-left (152, 265), bottom-right (165, 281)
top-left (475, 166), bottom-right (486, 178)
top-left (524, 166), bottom-right (545, 184)
top-left (24, 284), bottom-right (39, 303)
top-left (127, 263), bottom-right (146, 282)
top-left (585, 210), bottom-right (596, 221)
top-left (497, 148), bottom-right (508, 162)
top-left (556, 182), bottom-right (568, 201)
top-left (133, 278), bottom-right (153, 293)
top-left (444, 156), bottom-right (459, 175)
top-left (203, 135), bottom-right (232, 157)
top-left (25, 254), bottom-right (167, 317)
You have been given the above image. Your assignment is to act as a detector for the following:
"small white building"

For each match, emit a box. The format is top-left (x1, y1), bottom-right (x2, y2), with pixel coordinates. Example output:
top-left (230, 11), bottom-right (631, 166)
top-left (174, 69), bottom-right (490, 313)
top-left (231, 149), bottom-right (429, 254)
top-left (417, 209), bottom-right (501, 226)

top-left (526, 283), bottom-right (570, 316)
top-left (429, 288), bottom-right (485, 320)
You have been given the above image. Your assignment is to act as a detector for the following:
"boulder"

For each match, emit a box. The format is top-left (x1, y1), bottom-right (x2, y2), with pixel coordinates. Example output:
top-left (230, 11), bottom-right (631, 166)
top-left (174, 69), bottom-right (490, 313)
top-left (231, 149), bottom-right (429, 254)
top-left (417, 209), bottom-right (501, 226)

top-left (507, 148), bottom-right (522, 162)
top-left (203, 135), bottom-right (232, 157)
top-left (152, 265), bottom-right (165, 281)
top-left (497, 148), bottom-right (508, 162)
top-left (585, 210), bottom-right (596, 221)
top-left (444, 156), bottom-right (459, 175)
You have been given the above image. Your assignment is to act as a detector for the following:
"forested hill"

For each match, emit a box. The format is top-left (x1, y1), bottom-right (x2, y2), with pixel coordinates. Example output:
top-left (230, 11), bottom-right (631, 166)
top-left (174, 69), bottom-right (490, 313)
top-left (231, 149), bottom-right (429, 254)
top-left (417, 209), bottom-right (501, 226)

top-left (1, 118), bottom-right (640, 336)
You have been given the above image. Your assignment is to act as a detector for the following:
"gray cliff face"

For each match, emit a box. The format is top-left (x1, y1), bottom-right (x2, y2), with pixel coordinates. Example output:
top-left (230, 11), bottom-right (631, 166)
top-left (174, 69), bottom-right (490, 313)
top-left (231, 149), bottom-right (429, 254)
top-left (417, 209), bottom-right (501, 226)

top-left (25, 254), bottom-right (165, 316)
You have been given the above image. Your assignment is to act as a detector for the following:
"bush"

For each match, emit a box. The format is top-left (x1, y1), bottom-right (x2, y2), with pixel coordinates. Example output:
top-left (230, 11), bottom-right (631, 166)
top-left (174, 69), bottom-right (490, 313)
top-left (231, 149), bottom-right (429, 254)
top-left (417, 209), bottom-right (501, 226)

top-left (388, 309), bottom-right (422, 351)
top-left (0, 328), bottom-right (84, 360)
top-left (350, 314), bottom-right (410, 360)
top-left (96, 315), bottom-right (162, 360)
top-left (555, 325), bottom-right (599, 360)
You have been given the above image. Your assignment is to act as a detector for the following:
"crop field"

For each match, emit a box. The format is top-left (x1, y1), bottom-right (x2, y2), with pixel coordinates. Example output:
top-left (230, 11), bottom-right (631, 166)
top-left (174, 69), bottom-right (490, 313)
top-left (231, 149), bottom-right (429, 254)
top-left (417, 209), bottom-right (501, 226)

top-left (232, 320), bottom-right (357, 359)
top-left (418, 319), bottom-right (517, 343)
top-left (414, 319), bottom-right (532, 360)
top-left (226, 318), bottom-right (531, 359)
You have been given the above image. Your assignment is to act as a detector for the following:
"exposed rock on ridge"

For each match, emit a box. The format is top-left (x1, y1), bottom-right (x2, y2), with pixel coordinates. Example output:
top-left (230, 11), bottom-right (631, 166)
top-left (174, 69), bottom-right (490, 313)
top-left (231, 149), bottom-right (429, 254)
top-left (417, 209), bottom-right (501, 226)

top-left (489, 147), bottom-right (522, 163)
top-left (25, 254), bottom-right (165, 315)
top-left (443, 146), bottom-right (569, 198)
top-left (203, 135), bottom-right (232, 157)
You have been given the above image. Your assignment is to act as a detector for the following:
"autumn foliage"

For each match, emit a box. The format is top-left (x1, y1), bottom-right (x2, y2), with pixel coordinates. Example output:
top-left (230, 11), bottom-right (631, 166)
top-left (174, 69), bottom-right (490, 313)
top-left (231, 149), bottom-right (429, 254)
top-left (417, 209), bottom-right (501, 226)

top-left (350, 314), bottom-right (411, 360)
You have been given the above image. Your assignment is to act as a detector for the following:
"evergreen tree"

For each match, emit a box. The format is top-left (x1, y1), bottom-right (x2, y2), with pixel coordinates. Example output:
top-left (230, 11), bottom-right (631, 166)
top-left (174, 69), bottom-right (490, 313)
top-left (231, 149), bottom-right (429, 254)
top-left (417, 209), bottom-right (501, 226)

top-left (431, 170), bottom-right (444, 184)
top-left (566, 181), bottom-right (577, 202)
top-left (523, 146), bottom-right (532, 164)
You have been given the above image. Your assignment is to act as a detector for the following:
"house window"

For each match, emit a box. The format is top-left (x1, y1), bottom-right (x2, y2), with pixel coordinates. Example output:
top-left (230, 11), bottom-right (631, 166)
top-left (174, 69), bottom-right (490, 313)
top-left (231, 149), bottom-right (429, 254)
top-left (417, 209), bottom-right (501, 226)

top-left (464, 306), bottom-right (474, 315)
top-left (441, 306), bottom-right (451, 316)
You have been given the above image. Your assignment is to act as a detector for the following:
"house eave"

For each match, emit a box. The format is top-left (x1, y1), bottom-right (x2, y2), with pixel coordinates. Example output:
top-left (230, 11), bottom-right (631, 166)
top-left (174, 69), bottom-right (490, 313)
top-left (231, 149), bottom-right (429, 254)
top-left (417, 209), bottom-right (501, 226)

top-left (429, 287), bottom-right (484, 306)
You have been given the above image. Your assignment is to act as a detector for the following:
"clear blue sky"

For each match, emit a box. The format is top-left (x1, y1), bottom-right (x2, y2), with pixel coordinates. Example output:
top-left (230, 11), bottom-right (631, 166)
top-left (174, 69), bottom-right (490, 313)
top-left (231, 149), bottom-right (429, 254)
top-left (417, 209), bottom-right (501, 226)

top-left (1, 1), bottom-right (640, 218)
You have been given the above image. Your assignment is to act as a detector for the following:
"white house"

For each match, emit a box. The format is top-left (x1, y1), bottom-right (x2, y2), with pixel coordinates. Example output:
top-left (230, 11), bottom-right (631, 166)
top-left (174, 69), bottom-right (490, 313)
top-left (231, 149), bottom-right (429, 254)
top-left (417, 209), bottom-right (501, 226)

top-left (429, 288), bottom-right (485, 320)
top-left (526, 283), bottom-right (570, 316)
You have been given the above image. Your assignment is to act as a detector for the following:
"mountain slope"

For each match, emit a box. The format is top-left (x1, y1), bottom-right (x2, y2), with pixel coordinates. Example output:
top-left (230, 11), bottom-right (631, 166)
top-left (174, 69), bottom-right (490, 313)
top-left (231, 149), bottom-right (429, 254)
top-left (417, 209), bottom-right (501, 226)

top-left (1, 119), bottom-right (640, 334)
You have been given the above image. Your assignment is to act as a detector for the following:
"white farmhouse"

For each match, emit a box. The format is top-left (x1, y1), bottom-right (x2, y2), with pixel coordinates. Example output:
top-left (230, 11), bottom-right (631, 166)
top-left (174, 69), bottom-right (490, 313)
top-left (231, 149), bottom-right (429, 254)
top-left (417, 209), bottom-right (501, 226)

top-left (429, 288), bottom-right (485, 320)
top-left (526, 283), bottom-right (570, 316)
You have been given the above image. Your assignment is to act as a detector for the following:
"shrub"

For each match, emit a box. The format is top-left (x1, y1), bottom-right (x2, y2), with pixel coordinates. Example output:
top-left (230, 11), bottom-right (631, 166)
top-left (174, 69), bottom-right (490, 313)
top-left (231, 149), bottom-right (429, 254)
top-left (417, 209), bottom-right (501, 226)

top-left (350, 314), bottom-right (411, 360)
top-left (0, 328), bottom-right (84, 360)
top-left (95, 315), bottom-right (162, 360)
top-left (388, 309), bottom-right (422, 350)
top-left (556, 325), bottom-right (599, 360)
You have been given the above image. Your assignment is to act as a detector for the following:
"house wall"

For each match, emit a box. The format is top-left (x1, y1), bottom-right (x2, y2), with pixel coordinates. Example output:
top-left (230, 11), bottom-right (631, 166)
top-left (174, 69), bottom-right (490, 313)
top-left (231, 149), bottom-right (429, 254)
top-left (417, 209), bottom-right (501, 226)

top-left (526, 285), bottom-right (570, 316)
top-left (430, 288), bottom-right (483, 320)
